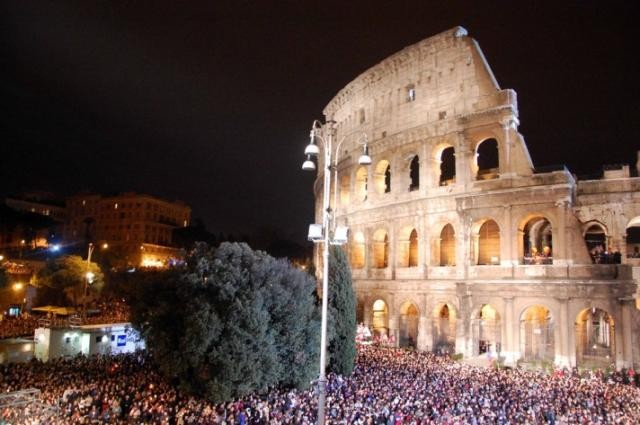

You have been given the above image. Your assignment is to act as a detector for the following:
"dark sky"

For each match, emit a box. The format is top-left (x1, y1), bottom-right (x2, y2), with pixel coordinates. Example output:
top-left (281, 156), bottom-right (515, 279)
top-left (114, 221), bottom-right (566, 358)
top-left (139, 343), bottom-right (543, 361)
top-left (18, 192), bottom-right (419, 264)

top-left (2, 1), bottom-right (639, 244)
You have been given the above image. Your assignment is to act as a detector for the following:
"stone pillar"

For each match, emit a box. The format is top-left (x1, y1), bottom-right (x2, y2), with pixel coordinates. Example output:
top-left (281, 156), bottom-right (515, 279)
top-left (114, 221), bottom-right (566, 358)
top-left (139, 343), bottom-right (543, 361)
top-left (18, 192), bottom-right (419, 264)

top-left (556, 297), bottom-right (572, 368)
top-left (388, 315), bottom-right (400, 348)
top-left (620, 298), bottom-right (634, 368)
top-left (499, 120), bottom-right (517, 178)
top-left (503, 297), bottom-right (516, 366)
top-left (555, 200), bottom-right (568, 265)
top-left (417, 315), bottom-right (431, 351)
top-left (362, 293), bottom-right (372, 329)
top-left (427, 157), bottom-right (441, 188)
top-left (389, 222), bottom-right (397, 279)
top-left (502, 205), bottom-right (515, 266)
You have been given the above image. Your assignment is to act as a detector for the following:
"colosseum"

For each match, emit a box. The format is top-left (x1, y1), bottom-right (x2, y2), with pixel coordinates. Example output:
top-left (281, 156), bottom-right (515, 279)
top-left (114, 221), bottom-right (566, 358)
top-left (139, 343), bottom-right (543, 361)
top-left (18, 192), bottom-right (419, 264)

top-left (309, 26), bottom-right (640, 369)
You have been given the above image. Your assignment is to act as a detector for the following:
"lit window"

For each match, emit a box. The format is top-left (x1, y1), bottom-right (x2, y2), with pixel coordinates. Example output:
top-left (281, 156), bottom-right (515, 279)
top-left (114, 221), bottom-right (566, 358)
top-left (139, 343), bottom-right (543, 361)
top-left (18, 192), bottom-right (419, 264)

top-left (114, 203), bottom-right (118, 209)
top-left (407, 86), bottom-right (416, 102)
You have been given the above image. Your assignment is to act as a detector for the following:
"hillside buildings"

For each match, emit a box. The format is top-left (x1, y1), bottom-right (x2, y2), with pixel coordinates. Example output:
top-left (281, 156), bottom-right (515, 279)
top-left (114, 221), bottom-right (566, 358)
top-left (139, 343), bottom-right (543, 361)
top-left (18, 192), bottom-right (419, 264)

top-left (310, 27), bottom-right (640, 369)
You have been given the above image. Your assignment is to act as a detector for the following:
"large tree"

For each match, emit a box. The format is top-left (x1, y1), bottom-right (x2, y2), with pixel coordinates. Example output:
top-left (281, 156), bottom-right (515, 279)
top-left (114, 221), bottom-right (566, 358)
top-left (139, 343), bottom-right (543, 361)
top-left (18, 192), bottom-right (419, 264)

top-left (36, 255), bottom-right (104, 307)
top-left (124, 242), bottom-right (321, 402)
top-left (327, 245), bottom-right (357, 376)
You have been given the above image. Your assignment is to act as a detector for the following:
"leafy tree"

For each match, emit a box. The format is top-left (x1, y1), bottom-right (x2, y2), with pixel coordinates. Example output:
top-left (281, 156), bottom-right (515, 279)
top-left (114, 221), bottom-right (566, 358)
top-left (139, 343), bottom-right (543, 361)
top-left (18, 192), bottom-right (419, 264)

top-left (124, 242), bottom-right (320, 402)
top-left (35, 255), bottom-right (104, 307)
top-left (327, 245), bottom-right (357, 376)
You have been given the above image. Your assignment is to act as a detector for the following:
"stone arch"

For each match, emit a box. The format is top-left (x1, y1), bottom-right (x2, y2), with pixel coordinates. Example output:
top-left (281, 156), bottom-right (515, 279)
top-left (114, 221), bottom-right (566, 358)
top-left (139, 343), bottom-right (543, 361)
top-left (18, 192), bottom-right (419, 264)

top-left (476, 138), bottom-right (499, 180)
top-left (372, 298), bottom-right (389, 337)
top-left (472, 219), bottom-right (501, 265)
top-left (471, 304), bottom-right (502, 356)
top-left (397, 226), bottom-right (419, 267)
top-left (372, 229), bottom-right (389, 268)
top-left (399, 301), bottom-right (420, 348)
top-left (439, 223), bottom-right (456, 266)
top-left (350, 231), bottom-right (365, 269)
top-left (439, 146), bottom-right (456, 186)
top-left (519, 305), bottom-right (554, 362)
top-left (583, 221), bottom-right (608, 263)
top-left (625, 216), bottom-right (640, 259)
top-left (575, 307), bottom-right (615, 368)
top-left (355, 166), bottom-right (368, 202)
top-left (374, 160), bottom-right (391, 194)
top-left (339, 174), bottom-right (350, 206)
top-left (409, 155), bottom-right (420, 191)
top-left (519, 214), bottom-right (553, 264)
top-left (432, 302), bottom-right (457, 353)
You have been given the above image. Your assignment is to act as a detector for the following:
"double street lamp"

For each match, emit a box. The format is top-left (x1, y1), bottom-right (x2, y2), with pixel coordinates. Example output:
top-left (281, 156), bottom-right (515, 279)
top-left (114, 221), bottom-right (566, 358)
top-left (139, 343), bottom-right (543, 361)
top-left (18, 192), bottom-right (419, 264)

top-left (301, 119), bottom-right (371, 425)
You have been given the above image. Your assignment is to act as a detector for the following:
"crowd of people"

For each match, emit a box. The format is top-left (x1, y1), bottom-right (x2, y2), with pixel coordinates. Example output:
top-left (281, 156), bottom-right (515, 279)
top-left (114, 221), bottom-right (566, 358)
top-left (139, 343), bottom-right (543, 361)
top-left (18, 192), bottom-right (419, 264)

top-left (2, 345), bottom-right (640, 424)
top-left (0, 299), bottom-right (131, 340)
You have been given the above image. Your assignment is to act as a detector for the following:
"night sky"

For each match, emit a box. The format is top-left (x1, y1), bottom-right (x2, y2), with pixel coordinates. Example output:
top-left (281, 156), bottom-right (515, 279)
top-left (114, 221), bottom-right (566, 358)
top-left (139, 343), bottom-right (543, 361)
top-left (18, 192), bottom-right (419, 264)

top-left (2, 1), bottom-right (639, 245)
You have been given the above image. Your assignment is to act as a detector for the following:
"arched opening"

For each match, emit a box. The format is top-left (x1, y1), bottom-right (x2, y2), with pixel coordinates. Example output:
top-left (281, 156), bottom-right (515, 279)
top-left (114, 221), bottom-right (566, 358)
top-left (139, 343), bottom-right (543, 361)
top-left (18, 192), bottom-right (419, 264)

top-left (472, 304), bottom-right (501, 356)
top-left (439, 146), bottom-right (456, 186)
top-left (408, 230), bottom-right (418, 267)
top-left (409, 155), bottom-right (420, 191)
top-left (476, 138), bottom-right (499, 180)
top-left (373, 229), bottom-right (389, 268)
top-left (399, 302), bottom-right (419, 348)
top-left (355, 166), bottom-right (368, 202)
top-left (519, 305), bottom-right (554, 362)
top-left (372, 299), bottom-right (389, 337)
top-left (350, 232), bottom-right (365, 269)
top-left (477, 220), bottom-right (500, 265)
top-left (575, 307), bottom-right (615, 368)
top-left (584, 223), bottom-right (608, 263)
top-left (625, 217), bottom-right (640, 259)
top-left (374, 160), bottom-right (391, 194)
top-left (440, 224), bottom-right (456, 266)
top-left (339, 174), bottom-right (350, 206)
top-left (522, 217), bottom-right (553, 264)
top-left (397, 227), bottom-right (418, 268)
top-left (432, 303), bottom-right (456, 353)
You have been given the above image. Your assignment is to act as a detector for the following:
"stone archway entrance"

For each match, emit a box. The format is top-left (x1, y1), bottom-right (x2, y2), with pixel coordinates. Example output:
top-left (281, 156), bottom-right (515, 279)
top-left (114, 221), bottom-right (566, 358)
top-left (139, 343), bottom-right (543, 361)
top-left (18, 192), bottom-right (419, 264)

top-left (432, 303), bottom-right (456, 354)
top-left (519, 305), bottom-right (554, 362)
top-left (399, 302), bottom-right (419, 348)
top-left (471, 304), bottom-right (501, 356)
top-left (575, 307), bottom-right (615, 368)
top-left (372, 299), bottom-right (389, 337)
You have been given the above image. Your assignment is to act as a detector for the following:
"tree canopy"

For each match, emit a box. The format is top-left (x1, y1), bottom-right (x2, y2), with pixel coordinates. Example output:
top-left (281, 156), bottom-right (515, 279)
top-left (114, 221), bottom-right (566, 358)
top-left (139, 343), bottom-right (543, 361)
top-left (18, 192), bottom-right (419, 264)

top-left (124, 242), bottom-right (321, 403)
top-left (36, 255), bottom-right (104, 306)
top-left (327, 246), bottom-right (357, 376)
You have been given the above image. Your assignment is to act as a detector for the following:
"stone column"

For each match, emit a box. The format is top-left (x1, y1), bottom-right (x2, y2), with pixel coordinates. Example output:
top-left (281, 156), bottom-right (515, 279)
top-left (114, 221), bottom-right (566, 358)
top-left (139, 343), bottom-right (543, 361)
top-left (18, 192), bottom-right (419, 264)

top-left (555, 200), bottom-right (568, 265)
top-left (417, 314), bottom-right (431, 351)
top-left (620, 298), bottom-right (634, 368)
top-left (502, 205), bottom-right (514, 266)
top-left (499, 120), bottom-right (517, 178)
top-left (555, 297), bottom-right (572, 368)
top-left (362, 293), bottom-right (372, 329)
top-left (503, 297), bottom-right (516, 366)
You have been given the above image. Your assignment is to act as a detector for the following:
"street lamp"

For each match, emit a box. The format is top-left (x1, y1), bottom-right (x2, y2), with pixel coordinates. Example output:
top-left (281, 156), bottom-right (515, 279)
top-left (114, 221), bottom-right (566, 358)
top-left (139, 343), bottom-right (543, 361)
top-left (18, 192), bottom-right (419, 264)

top-left (302, 119), bottom-right (371, 425)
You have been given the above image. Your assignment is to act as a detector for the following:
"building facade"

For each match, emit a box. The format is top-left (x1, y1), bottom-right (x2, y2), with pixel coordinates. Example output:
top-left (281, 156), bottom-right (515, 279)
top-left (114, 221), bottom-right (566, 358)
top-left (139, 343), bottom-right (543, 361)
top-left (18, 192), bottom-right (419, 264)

top-left (311, 27), bottom-right (640, 368)
top-left (64, 192), bottom-right (191, 267)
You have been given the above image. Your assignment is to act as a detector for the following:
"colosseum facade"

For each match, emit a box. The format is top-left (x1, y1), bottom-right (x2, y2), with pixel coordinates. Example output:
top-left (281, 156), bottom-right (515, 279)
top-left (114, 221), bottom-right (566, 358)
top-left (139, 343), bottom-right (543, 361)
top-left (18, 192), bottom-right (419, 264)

top-left (309, 27), bottom-right (640, 369)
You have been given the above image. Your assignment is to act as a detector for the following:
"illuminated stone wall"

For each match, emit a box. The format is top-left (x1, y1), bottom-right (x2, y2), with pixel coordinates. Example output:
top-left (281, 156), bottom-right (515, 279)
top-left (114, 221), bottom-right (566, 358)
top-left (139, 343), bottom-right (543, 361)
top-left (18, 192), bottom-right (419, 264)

top-left (311, 27), bottom-right (640, 369)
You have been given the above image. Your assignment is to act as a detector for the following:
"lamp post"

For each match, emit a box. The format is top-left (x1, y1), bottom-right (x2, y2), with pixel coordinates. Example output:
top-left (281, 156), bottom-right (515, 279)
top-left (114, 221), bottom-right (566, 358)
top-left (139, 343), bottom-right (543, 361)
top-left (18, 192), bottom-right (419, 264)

top-left (302, 119), bottom-right (371, 425)
top-left (84, 243), bottom-right (95, 299)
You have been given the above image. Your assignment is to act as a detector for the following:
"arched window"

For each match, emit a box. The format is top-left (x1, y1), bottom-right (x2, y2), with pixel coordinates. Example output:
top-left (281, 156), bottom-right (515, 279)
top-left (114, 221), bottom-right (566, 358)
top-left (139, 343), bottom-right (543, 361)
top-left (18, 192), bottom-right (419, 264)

top-left (339, 174), bottom-right (350, 206)
top-left (373, 230), bottom-right (389, 268)
top-left (576, 307), bottom-right (615, 368)
top-left (520, 305), bottom-right (554, 362)
top-left (409, 155), bottom-right (419, 191)
top-left (584, 224), bottom-right (607, 263)
top-left (374, 160), bottom-right (391, 194)
top-left (372, 299), bottom-right (388, 337)
top-left (350, 232), bottom-right (365, 269)
top-left (408, 229), bottom-right (418, 267)
top-left (626, 217), bottom-right (640, 259)
top-left (472, 304), bottom-right (501, 355)
top-left (439, 147), bottom-right (456, 186)
top-left (440, 224), bottom-right (456, 266)
top-left (478, 220), bottom-right (500, 265)
top-left (476, 139), bottom-right (499, 180)
top-left (522, 217), bottom-right (553, 264)
top-left (355, 166), bottom-right (368, 202)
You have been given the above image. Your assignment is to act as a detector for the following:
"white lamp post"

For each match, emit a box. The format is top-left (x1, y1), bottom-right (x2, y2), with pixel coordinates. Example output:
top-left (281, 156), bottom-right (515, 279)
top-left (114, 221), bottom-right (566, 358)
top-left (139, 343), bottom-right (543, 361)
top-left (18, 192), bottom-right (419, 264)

top-left (302, 119), bottom-right (370, 425)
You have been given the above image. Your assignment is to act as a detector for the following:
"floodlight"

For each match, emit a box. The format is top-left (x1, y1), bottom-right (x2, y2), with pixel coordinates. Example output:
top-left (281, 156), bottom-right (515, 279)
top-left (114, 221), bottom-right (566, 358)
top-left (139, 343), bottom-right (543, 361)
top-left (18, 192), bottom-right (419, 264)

top-left (331, 226), bottom-right (349, 245)
top-left (307, 224), bottom-right (324, 242)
